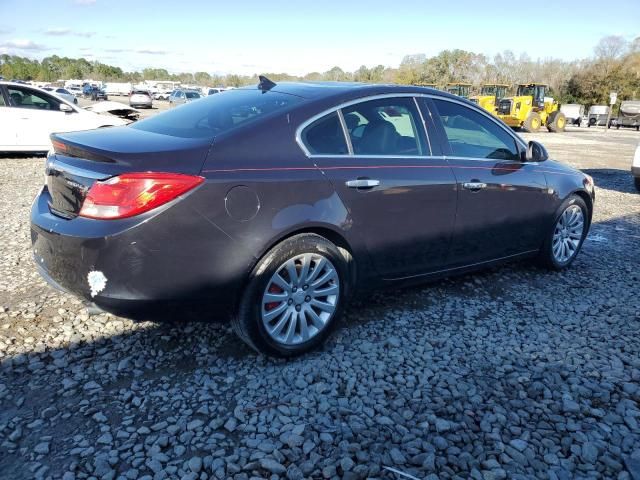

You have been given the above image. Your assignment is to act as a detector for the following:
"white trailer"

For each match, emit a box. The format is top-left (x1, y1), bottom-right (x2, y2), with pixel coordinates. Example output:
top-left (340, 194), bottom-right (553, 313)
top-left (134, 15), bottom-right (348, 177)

top-left (104, 82), bottom-right (133, 96)
top-left (587, 105), bottom-right (610, 127)
top-left (560, 104), bottom-right (585, 126)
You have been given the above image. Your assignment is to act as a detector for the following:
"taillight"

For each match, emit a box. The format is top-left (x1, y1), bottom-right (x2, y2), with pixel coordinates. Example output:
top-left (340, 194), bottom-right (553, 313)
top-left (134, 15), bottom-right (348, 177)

top-left (79, 172), bottom-right (204, 220)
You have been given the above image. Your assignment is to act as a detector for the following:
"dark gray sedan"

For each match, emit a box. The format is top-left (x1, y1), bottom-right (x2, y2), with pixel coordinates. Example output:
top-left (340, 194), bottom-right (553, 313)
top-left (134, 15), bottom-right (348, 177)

top-left (31, 79), bottom-right (595, 356)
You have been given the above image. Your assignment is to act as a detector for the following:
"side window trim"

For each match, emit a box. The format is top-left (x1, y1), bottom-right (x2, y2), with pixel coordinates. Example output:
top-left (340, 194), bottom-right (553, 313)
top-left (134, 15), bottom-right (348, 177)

top-left (429, 97), bottom-right (523, 161)
top-left (295, 93), bottom-right (526, 158)
top-left (336, 109), bottom-right (354, 155)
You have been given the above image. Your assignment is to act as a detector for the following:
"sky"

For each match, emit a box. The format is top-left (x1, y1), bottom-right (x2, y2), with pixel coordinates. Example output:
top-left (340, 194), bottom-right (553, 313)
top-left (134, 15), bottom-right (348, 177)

top-left (0, 0), bottom-right (639, 76)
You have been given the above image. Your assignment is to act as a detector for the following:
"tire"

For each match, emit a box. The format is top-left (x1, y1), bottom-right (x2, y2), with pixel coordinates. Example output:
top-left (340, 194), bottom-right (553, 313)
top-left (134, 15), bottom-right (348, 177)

top-left (523, 112), bottom-right (542, 132)
top-left (232, 234), bottom-right (349, 357)
top-left (538, 195), bottom-right (589, 270)
top-left (635, 177), bottom-right (640, 191)
top-left (547, 111), bottom-right (566, 132)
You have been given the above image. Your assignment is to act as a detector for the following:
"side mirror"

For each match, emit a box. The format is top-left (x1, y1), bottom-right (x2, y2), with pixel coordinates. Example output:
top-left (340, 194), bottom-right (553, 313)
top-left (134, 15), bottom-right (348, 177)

top-left (59, 103), bottom-right (74, 113)
top-left (523, 140), bottom-right (549, 162)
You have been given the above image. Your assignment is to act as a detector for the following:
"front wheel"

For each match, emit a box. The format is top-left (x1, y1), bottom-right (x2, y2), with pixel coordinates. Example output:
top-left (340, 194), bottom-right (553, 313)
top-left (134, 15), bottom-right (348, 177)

top-left (523, 112), bottom-right (542, 132)
top-left (232, 234), bottom-right (348, 357)
top-left (547, 111), bottom-right (566, 132)
top-left (538, 195), bottom-right (589, 270)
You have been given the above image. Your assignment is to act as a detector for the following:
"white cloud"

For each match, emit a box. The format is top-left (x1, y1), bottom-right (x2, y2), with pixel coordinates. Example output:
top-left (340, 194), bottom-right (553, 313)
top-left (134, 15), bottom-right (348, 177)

top-left (0, 39), bottom-right (49, 51)
top-left (45, 27), bottom-right (95, 38)
top-left (136, 48), bottom-right (167, 55)
top-left (0, 26), bottom-right (14, 35)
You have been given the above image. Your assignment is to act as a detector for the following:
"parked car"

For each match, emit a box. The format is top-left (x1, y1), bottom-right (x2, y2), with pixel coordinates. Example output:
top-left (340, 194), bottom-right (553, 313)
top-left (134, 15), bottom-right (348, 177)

top-left (43, 87), bottom-right (78, 105)
top-left (633, 143), bottom-right (640, 191)
top-left (588, 105), bottom-right (610, 127)
top-left (129, 89), bottom-right (153, 109)
top-left (0, 81), bottom-right (126, 152)
top-left (30, 80), bottom-right (595, 357)
top-left (82, 84), bottom-right (94, 98)
top-left (90, 87), bottom-right (108, 101)
top-left (169, 89), bottom-right (201, 106)
top-left (153, 91), bottom-right (171, 101)
top-left (560, 104), bottom-right (584, 126)
top-left (207, 88), bottom-right (222, 95)
top-left (68, 86), bottom-right (82, 97)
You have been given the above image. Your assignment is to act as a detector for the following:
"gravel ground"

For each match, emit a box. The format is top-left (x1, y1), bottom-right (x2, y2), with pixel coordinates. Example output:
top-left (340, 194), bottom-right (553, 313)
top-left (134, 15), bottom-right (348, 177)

top-left (1, 128), bottom-right (639, 480)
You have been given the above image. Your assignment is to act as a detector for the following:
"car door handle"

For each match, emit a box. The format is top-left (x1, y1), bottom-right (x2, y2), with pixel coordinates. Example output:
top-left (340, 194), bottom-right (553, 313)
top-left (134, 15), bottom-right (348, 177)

top-left (345, 179), bottom-right (380, 189)
top-left (463, 182), bottom-right (487, 191)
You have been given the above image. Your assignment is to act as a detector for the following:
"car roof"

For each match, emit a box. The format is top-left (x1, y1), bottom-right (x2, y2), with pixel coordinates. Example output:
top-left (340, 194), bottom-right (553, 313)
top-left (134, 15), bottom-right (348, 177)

top-left (255, 81), bottom-right (462, 103)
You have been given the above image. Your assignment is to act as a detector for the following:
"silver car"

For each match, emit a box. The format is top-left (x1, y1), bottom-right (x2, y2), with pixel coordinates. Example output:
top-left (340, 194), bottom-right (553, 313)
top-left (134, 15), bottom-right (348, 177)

top-left (129, 90), bottom-right (153, 109)
top-left (43, 87), bottom-right (78, 104)
top-left (168, 89), bottom-right (201, 106)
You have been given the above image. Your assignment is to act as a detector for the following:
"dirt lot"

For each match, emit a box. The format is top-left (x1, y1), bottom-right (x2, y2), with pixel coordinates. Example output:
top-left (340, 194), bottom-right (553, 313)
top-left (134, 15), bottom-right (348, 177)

top-left (0, 124), bottom-right (639, 480)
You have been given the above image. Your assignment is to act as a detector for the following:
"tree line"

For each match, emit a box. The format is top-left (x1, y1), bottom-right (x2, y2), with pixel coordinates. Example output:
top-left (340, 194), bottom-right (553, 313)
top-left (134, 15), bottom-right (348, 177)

top-left (1, 35), bottom-right (638, 108)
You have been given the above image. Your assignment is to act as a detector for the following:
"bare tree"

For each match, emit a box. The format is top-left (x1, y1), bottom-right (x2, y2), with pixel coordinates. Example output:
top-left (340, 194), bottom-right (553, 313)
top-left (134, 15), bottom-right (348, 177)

top-left (594, 35), bottom-right (627, 60)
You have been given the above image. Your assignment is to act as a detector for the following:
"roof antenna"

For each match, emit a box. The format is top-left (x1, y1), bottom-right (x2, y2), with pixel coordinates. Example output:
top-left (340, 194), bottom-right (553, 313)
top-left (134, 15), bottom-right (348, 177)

top-left (258, 75), bottom-right (276, 92)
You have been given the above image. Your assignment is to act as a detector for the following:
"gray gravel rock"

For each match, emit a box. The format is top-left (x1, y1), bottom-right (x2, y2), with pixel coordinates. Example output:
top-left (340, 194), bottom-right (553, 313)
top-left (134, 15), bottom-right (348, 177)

top-left (1, 150), bottom-right (640, 479)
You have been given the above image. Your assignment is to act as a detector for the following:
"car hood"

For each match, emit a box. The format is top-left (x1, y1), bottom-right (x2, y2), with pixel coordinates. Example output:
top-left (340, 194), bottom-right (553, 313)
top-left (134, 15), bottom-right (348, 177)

top-left (84, 101), bottom-right (139, 122)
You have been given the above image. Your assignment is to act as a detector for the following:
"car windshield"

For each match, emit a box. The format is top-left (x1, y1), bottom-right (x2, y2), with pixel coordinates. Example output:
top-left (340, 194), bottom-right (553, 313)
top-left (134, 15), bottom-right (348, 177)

top-left (185, 91), bottom-right (200, 99)
top-left (131, 88), bottom-right (303, 139)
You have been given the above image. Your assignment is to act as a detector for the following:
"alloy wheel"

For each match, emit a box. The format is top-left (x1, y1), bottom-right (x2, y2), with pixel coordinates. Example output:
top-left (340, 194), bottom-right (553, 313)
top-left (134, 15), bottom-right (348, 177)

top-left (552, 205), bottom-right (585, 263)
top-left (261, 253), bottom-right (340, 346)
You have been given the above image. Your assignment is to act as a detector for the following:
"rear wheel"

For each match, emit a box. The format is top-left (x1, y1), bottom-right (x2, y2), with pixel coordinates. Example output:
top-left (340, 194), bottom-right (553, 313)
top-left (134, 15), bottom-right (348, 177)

top-left (523, 112), bottom-right (542, 132)
top-left (232, 234), bottom-right (348, 357)
top-left (547, 111), bottom-right (566, 132)
top-left (538, 195), bottom-right (589, 270)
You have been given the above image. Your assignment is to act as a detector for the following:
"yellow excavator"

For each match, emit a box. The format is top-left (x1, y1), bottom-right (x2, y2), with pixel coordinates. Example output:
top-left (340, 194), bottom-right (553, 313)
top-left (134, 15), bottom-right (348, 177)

top-left (445, 83), bottom-right (472, 99)
top-left (470, 84), bottom-right (510, 115)
top-left (496, 83), bottom-right (566, 132)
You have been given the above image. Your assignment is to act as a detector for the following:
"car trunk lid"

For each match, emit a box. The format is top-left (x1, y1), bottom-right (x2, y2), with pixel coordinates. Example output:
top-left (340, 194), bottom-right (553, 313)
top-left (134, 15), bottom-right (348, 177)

top-left (47, 126), bottom-right (212, 219)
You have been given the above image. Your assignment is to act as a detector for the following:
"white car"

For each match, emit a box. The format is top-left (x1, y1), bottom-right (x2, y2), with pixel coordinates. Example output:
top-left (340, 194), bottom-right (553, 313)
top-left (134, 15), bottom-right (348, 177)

top-left (42, 87), bottom-right (78, 105)
top-left (633, 143), bottom-right (640, 191)
top-left (0, 81), bottom-right (127, 152)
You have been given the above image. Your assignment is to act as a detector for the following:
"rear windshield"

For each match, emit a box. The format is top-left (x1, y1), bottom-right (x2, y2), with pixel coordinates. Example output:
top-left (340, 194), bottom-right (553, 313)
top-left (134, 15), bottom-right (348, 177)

top-left (131, 88), bottom-right (303, 138)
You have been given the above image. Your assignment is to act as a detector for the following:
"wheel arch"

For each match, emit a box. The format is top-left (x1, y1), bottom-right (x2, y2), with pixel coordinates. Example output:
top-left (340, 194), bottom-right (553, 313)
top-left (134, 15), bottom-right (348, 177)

top-left (571, 188), bottom-right (594, 224)
top-left (235, 224), bottom-right (360, 311)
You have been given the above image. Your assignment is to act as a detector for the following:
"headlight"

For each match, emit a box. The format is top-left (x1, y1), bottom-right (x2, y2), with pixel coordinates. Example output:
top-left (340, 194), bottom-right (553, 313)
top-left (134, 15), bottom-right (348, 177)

top-left (584, 174), bottom-right (595, 192)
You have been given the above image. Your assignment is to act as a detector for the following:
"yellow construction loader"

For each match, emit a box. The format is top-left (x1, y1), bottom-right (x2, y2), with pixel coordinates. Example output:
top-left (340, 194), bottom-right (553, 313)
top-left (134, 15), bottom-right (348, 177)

top-left (445, 83), bottom-right (472, 99)
top-left (496, 83), bottom-right (566, 132)
top-left (470, 84), bottom-right (510, 114)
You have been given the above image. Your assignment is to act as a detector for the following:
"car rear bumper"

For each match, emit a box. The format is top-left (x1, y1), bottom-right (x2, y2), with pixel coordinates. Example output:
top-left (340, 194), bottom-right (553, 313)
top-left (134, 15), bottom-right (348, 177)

top-left (30, 185), bottom-right (253, 317)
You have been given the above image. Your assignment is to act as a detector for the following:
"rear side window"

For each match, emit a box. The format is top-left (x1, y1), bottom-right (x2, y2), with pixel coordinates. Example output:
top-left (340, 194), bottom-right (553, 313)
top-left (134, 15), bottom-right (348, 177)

top-left (7, 87), bottom-right (61, 111)
top-left (342, 97), bottom-right (427, 156)
top-left (301, 112), bottom-right (348, 155)
top-left (131, 89), bottom-right (303, 138)
top-left (432, 99), bottom-right (520, 160)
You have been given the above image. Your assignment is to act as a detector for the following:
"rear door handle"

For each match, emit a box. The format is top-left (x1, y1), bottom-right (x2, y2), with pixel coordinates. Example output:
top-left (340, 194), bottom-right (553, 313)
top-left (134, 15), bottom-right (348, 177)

top-left (463, 182), bottom-right (487, 191)
top-left (346, 179), bottom-right (380, 189)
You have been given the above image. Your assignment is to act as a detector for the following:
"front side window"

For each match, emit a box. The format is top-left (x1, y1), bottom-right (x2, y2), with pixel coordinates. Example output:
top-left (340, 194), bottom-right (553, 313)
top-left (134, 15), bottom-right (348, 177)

top-left (185, 91), bottom-right (200, 99)
top-left (432, 99), bottom-right (520, 160)
top-left (7, 87), bottom-right (61, 111)
top-left (301, 112), bottom-right (348, 155)
top-left (342, 97), bottom-right (426, 156)
top-left (132, 88), bottom-right (303, 139)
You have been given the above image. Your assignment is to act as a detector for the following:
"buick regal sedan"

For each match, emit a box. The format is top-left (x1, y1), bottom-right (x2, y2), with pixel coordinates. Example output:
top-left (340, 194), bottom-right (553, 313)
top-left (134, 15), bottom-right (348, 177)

top-left (31, 78), bottom-right (595, 357)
